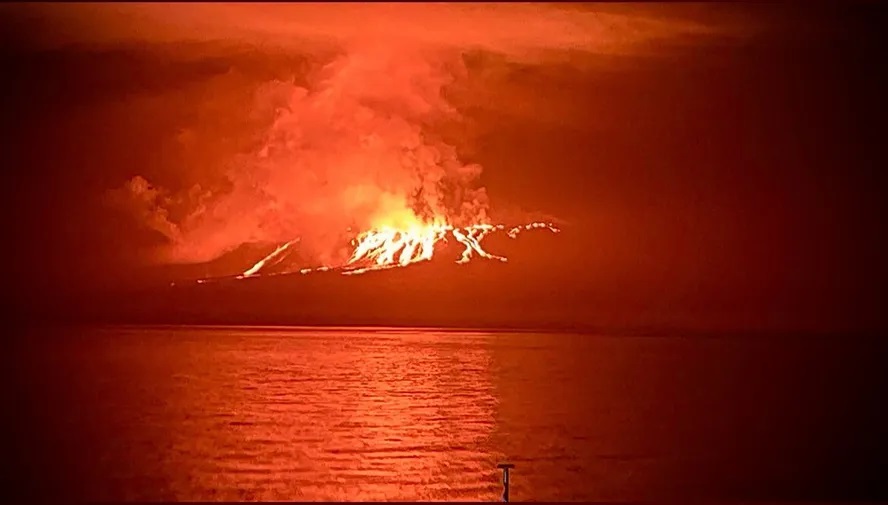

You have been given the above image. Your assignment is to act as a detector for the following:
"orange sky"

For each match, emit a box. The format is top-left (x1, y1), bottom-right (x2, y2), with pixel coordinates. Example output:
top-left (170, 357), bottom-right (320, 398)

top-left (9, 3), bottom-right (731, 55)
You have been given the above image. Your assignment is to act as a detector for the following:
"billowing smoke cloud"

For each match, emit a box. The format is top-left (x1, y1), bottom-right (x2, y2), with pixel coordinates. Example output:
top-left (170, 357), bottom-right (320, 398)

top-left (115, 45), bottom-right (492, 264)
top-left (18, 3), bottom-right (732, 265)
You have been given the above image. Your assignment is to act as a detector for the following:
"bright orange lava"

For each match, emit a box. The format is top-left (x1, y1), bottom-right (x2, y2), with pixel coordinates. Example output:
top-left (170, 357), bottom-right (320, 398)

top-left (207, 220), bottom-right (560, 283)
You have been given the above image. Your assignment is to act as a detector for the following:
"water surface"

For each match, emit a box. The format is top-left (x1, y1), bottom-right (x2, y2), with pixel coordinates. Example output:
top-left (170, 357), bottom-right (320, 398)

top-left (11, 326), bottom-right (886, 501)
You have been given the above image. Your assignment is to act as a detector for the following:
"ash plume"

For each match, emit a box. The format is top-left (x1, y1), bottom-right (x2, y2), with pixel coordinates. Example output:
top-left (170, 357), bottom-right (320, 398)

top-left (22, 3), bottom-right (732, 266)
top-left (113, 46), bottom-right (492, 265)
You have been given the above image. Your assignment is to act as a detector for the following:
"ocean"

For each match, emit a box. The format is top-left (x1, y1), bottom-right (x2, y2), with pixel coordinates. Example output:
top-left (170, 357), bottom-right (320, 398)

top-left (10, 326), bottom-right (886, 501)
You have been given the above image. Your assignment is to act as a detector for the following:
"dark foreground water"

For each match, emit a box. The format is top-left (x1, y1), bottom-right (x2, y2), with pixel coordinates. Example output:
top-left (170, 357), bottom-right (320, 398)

top-left (10, 326), bottom-right (888, 501)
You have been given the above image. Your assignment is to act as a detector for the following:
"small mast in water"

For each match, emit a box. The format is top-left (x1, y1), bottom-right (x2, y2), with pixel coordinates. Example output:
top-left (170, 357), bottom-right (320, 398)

top-left (497, 463), bottom-right (515, 502)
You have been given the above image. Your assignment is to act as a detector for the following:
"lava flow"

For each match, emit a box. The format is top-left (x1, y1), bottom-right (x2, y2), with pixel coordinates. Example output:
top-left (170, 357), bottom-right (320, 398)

top-left (207, 221), bottom-right (560, 283)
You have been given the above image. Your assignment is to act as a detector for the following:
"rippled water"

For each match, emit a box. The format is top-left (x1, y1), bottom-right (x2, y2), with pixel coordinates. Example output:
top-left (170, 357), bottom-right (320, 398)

top-left (12, 326), bottom-right (886, 501)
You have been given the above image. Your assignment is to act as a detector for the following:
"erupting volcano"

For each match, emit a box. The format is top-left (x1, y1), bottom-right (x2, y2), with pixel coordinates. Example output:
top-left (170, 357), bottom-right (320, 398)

top-left (115, 45), bottom-right (563, 282)
top-left (223, 221), bottom-right (561, 281)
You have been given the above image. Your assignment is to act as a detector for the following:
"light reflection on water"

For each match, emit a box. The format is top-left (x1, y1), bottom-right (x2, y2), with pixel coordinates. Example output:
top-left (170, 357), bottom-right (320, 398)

top-left (39, 328), bottom-right (506, 500)
top-left (152, 329), bottom-right (503, 500)
top-left (15, 326), bottom-right (880, 501)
